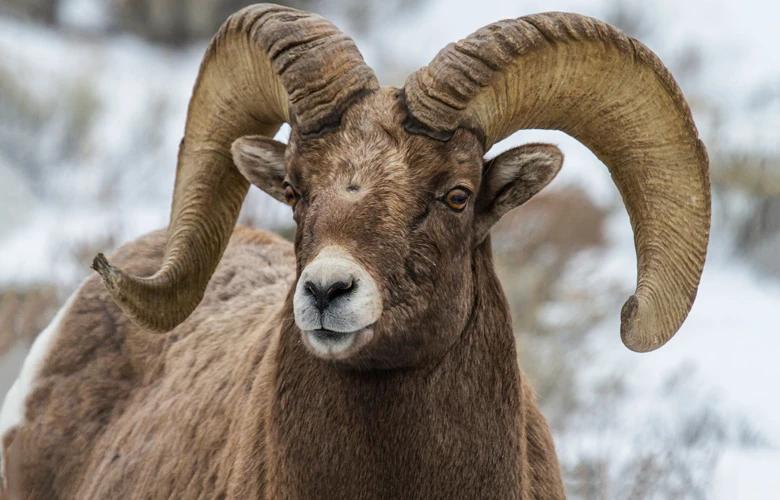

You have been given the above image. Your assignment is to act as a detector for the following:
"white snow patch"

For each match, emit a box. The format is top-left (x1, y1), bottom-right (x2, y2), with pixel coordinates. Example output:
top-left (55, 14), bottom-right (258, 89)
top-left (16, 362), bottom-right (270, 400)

top-left (713, 449), bottom-right (780, 500)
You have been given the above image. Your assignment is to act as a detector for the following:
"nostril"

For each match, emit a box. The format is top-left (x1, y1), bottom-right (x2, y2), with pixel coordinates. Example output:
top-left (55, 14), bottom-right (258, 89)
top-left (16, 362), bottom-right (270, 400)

top-left (304, 280), bottom-right (326, 312)
top-left (326, 280), bottom-right (354, 302)
top-left (303, 279), bottom-right (355, 312)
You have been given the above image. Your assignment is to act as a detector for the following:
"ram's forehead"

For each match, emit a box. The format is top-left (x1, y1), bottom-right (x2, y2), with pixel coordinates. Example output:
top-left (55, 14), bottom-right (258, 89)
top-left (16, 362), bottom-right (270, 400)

top-left (288, 129), bottom-right (405, 187)
top-left (287, 87), bottom-right (484, 188)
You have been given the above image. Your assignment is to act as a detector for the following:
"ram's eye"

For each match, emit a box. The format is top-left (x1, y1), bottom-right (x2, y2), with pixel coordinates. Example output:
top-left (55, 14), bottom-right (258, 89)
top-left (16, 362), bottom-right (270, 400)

top-left (444, 187), bottom-right (471, 211)
top-left (283, 184), bottom-right (299, 207)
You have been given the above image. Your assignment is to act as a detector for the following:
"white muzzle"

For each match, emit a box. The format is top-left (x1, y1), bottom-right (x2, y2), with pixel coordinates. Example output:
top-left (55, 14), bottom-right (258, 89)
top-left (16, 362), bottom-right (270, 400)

top-left (293, 246), bottom-right (382, 360)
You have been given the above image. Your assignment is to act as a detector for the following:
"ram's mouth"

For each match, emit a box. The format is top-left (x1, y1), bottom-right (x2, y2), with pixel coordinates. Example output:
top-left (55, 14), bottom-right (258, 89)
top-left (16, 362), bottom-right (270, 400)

top-left (302, 326), bottom-right (374, 360)
top-left (311, 328), bottom-right (354, 343)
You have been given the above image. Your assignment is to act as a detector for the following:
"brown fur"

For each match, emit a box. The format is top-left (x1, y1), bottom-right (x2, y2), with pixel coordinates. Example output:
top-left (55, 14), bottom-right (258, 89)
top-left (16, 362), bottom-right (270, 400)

top-left (3, 89), bottom-right (565, 499)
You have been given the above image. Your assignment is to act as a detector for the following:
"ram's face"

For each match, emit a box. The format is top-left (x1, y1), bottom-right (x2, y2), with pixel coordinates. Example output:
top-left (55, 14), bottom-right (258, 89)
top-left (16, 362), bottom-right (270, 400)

top-left (232, 88), bottom-right (562, 367)
top-left (289, 90), bottom-right (483, 367)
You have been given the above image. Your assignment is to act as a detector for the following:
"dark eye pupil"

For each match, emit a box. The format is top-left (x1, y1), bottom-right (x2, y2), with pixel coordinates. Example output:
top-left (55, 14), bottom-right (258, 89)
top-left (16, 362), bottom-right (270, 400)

top-left (284, 186), bottom-right (297, 204)
top-left (446, 189), bottom-right (469, 210)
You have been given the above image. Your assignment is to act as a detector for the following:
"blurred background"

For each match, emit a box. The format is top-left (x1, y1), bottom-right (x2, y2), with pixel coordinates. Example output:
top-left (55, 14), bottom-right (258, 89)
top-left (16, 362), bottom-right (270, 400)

top-left (0, 0), bottom-right (778, 497)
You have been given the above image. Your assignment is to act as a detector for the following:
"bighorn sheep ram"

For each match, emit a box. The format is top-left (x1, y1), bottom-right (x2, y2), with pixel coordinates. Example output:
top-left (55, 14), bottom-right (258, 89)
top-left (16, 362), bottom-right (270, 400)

top-left (0, 4), bottom-right (710, 499)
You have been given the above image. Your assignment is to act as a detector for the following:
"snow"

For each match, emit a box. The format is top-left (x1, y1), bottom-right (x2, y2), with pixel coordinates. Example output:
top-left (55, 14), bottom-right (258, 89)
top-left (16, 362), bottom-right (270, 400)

top-left (640, 263), bottom-right (780, 441)
top-left (713, 449), bottom-right (780, 500)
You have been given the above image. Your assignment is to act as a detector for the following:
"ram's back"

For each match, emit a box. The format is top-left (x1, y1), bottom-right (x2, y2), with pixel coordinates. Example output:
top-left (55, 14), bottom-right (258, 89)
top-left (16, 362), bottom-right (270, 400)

top-left (0, 226), bottom-right (294, 499)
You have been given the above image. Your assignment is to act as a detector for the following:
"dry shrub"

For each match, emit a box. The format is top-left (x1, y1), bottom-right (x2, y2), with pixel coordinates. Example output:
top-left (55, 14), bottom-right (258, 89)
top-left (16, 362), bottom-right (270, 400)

top-left (0, 286), bottom-right (60, 354)
top-left (736, 194), bottom-right (780, 277)
top-left (111, 0), bottom-right (418, 45)
top-left (603, 0), bottom-right (655, 40)
top-left (0, 64), bottom-right (99, 191)
top-left (0, 0), bottom-right (57, 24)
top-left (491, 186), bottom-right (609, 430)
top-left (713, 152), bottom-right (780, 197)
top-left (712, 152), bottom-right (780, 277)
top-left (112, 0), bottom-right (247, 45)
top-left (492, 186), bottom-right (607, 335)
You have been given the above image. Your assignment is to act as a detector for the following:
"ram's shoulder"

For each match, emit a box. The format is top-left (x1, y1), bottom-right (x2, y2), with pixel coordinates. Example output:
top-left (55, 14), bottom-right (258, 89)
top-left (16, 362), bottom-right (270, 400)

top-left (199, 225), bottom-right (296, 313)
top-left (0, 226), bottom-right (294, 492)
top-left (226, 225), bottom-right (295, 279)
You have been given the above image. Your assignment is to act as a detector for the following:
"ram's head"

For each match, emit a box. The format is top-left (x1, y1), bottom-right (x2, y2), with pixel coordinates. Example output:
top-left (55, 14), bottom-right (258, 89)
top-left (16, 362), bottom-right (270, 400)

top-left (93, 5), bottom-right (710, 367)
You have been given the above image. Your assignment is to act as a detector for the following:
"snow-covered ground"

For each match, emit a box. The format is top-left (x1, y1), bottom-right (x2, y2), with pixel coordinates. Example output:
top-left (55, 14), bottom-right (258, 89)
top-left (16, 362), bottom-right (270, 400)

top-left (1, 0), bottom-right (778, 497)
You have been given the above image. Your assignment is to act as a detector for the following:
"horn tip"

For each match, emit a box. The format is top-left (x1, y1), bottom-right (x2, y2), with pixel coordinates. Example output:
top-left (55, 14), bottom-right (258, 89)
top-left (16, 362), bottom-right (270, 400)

top-left (92, 253), bottom-right (120, 290)
top-left (620, 294), bottom-right (665, 353)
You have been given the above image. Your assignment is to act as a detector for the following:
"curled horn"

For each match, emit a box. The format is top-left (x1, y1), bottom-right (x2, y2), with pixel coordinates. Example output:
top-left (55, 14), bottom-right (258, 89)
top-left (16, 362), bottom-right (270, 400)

top-left (403, 12), bottom-right (710, 352)
top-left (93, 4), bottom-right (379, 331)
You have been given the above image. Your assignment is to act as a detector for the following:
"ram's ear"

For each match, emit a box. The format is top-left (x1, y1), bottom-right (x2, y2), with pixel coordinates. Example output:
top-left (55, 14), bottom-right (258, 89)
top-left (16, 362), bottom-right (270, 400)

top-left (231, 135), bottom-right (288, 203)
top-left (474, 143), bottom-right (563, 245)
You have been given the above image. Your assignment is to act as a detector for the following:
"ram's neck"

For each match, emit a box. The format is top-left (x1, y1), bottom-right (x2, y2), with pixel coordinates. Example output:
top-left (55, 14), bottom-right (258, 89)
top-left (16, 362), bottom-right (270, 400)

top-left (258, 240), bottom-right (528, 498)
